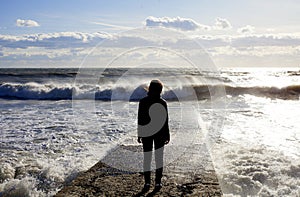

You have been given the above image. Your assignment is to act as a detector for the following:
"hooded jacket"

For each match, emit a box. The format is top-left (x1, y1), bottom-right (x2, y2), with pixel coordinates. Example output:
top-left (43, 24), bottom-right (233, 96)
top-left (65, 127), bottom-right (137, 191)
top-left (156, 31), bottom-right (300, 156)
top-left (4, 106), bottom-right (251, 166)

top-left (138, 94), bottom-right (170, 142)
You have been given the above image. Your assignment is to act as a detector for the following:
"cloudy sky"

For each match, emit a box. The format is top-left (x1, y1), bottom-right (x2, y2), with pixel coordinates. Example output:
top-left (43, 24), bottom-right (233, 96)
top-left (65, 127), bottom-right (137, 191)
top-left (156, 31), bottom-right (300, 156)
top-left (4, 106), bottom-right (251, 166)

top-left (1, 0), bottom-right (300, 68)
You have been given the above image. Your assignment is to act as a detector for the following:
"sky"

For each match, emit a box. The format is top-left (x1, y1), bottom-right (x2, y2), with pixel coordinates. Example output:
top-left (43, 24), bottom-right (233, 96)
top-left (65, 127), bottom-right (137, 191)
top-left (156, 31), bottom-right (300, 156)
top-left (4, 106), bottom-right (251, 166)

top-left (0, 0), bottom-right (300, 68)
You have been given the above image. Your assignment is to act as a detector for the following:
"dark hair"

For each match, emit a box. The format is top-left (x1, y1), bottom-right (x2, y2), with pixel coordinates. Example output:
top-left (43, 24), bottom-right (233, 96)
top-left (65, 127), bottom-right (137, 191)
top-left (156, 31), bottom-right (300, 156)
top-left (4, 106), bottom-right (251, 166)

top-left (148, 79), bottom-right (163, 96)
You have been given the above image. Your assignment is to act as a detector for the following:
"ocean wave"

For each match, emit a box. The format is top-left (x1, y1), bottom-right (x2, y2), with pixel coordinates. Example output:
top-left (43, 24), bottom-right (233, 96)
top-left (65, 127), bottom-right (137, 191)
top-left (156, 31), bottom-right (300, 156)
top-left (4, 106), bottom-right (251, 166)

top-left (0, 68), bottom-right (79, 78)
top-left (222, 85), bottom-right (300, 100)
top-left (0, 82), bottom-right (299, 101)
top-left (0, 82), bottom-right (74, 100)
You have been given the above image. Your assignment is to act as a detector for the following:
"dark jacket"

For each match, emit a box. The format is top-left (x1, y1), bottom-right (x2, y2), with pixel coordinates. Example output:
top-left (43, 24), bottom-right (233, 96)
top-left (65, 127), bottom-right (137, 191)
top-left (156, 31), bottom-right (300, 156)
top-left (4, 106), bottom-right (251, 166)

top-left (138, 95), bottom-right (170, 142)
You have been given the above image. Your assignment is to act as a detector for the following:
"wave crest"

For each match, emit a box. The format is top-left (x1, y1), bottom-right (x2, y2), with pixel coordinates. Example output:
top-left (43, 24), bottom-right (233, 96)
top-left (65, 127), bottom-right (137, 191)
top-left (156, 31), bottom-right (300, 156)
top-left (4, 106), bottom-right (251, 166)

top-left (0, 82), bottom-right (299, 101)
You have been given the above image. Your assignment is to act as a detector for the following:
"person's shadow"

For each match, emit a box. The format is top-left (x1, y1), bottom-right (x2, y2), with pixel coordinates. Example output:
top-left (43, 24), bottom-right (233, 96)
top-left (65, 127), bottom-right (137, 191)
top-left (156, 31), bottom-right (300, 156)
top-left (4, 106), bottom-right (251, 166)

top-left (133, 186), bottom-right (161, 197)
top-left (145, 187), bottom-right (161, 197)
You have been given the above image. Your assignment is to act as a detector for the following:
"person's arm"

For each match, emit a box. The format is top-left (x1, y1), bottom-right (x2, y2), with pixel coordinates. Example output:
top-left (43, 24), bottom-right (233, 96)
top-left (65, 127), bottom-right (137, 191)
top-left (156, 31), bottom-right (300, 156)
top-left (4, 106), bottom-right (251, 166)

top-left (137, 100), bottom-right (143, 143)
top-left (163, 101), bottom-right (170, 144)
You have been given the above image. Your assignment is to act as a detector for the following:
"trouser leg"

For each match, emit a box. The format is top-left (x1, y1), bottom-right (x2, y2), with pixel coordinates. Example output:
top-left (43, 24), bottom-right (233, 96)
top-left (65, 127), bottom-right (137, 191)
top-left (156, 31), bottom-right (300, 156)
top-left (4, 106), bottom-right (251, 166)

top-left (155, 168), bottom-right (163, 184)
top-left (154, 140), bottom-right (164, 184)
top-left (142, 138), bottom-right (153, 184)
top-left (143, 151), bottom-right (152, 184)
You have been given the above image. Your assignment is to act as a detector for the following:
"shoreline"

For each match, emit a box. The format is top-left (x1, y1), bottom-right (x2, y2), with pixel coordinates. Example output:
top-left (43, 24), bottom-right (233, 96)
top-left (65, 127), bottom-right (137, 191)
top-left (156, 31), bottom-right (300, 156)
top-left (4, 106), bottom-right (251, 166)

top-left (55, 144), bottom-right (222, 196)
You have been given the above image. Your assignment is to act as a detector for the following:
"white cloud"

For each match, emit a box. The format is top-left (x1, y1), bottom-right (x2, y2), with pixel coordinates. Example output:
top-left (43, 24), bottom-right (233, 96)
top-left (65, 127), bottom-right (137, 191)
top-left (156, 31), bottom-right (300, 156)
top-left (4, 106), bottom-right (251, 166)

top-left (144, 16), bottom-right (210, 31)
top-left (0, 32), bottom-right (112, 49)
top-left (2, 47), bottom-right (74, 59)
top-left (1, 31), bottom-right (300, 50)
top-left (16, 19), bottom-right (40, 27)
top-left (214, 17), bottom-right (232, 30)
top-left (144, 16), bottom-right (234, 32)
top-left (1, 28), bottom-right (300, 67)
top-left (210, 46), bottom-right (300, 57)
top-left (237, 25), bottom-right (255, 34)
top-left (231, 34), bottom-right (300, 47)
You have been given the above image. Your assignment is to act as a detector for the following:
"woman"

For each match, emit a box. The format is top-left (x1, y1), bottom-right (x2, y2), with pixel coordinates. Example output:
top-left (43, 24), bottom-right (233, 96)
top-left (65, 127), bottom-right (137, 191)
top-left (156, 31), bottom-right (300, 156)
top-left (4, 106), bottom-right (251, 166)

top-left (137, 79), bottom-right (170, 191)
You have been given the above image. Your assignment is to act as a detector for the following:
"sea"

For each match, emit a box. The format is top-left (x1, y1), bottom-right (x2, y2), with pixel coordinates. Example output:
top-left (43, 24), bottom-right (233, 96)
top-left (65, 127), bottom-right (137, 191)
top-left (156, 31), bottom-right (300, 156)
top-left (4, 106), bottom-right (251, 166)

top-left (0, 67), bottom-right (300, 196)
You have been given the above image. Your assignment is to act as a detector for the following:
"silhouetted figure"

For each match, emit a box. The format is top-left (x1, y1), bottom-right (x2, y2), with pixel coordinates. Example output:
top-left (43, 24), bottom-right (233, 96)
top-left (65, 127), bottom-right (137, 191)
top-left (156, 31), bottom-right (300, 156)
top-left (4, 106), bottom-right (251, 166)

top-left (137, 80), bottom-right (170, 192)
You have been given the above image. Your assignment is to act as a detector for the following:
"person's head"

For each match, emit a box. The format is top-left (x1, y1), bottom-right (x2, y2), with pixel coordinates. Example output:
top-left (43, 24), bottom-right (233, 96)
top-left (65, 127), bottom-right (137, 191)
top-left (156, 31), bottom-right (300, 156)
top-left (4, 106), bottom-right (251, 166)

top-left (148, 79), bottom-right (163, 96)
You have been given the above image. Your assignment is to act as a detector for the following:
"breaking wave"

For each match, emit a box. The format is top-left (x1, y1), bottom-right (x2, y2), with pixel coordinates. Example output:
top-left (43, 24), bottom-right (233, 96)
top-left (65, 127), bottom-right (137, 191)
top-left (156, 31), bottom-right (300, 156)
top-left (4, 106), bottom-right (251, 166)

top-left (0, 82), bottom-right (299, 101)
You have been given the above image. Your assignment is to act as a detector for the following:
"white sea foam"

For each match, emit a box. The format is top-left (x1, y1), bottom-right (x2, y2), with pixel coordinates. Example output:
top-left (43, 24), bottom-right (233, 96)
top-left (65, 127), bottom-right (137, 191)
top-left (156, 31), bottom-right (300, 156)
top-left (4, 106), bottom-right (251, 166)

top-left (206, 94), bottom-right (300, 196)
top-left (0, 99), bottom-right (116, 196)
top-left (1, 177), bottom-right (43, 197)
top-left (0, 81), bottom-right (299, 101)
top-left (211, 142), bottom-right (300, 196)
top-left (0, 67), bottom-right (299, 196)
